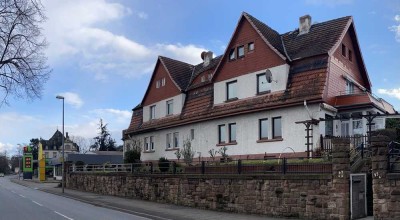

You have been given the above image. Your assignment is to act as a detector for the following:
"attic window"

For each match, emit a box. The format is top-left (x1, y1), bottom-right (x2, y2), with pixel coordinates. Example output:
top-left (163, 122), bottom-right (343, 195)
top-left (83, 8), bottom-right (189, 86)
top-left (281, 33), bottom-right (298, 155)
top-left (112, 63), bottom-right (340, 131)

top-left (237, 45), bottom-right (244, 58)
top-left (161, 77), bottom-right (166, 86)
top-left (348, 50), bottom-right (353, 62)
top-left (229, 48), bottom-right (235, 60)
top-left (341, 44), bottom-right (346, 57)
top-left (248, 42), bottom-right (254, 51)
top-left (156, 80), bottom-right (160, 88)
top-left (201, 75), bottom-right (206, 82)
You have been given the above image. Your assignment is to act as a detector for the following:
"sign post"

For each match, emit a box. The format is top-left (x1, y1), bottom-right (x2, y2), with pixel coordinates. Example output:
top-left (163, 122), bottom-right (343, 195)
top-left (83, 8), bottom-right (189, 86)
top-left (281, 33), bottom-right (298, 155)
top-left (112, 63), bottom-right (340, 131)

top-left (22, 146), bottom-right (33, 179)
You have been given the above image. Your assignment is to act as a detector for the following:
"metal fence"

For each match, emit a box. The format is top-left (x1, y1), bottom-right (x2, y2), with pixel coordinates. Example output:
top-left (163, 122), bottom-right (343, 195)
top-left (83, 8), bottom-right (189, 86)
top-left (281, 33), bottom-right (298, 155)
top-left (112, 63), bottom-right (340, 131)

top-left (69, 157), bottom-right (332, 175)
top-left (388, 141), bottom-right (400, 173)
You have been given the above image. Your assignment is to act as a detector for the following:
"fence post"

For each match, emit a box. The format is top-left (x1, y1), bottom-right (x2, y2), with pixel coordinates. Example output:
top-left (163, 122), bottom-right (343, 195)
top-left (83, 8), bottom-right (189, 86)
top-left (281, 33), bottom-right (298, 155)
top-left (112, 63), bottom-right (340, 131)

top-left (150, 162), bottom-right (153, 174)
top-left (201, 161), bottom-right (205, 174)
top-left (238, 159), bottom-right (242, 174)
top-left (283, 158), bottom-right (287, 174)
top-left (173, 161), bottom-right (177, 174)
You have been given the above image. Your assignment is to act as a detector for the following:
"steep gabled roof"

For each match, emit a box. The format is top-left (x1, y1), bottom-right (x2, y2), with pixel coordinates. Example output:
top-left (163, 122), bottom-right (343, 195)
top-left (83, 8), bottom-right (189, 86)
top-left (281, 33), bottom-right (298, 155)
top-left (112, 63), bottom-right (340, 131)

top-left (282, 16), bottom-right (352, 60)
top-left (159, 56), bottom-right (194, 91)
top-left (244, 12), bottom-right (286, 57)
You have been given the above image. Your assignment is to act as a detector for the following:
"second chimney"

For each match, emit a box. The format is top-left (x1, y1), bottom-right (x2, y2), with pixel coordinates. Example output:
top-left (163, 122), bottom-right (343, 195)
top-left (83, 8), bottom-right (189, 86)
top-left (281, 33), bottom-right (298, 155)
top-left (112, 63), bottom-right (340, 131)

top-left (299, 15), bottom-right (312, 35)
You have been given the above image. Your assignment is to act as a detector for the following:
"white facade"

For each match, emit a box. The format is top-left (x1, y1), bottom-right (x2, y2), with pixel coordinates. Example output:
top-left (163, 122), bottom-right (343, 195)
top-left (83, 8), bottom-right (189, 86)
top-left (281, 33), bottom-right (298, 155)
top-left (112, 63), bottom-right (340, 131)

top-left (143, 94), bottom-right (186, 122)
top-left (127, 104), bottom-right (335, 161)
top-left (214, 64), bottom-right (290, 105)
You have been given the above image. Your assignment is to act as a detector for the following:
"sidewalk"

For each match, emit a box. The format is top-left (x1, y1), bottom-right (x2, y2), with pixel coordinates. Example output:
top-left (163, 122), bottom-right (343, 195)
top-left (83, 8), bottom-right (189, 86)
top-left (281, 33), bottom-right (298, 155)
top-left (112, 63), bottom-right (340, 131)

top-left (10, 177), bottom-right (289, 220)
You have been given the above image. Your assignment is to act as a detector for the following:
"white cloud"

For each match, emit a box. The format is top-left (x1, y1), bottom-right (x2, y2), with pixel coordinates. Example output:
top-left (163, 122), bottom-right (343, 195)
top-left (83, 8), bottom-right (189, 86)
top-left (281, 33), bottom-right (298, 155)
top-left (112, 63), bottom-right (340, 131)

top-left (0, 142), bottom-right (14, 154)
top-left (305, 0), bottom-right (353, 7)
top-left (57, 92), bottom-right (84, 108)
top-left (390, 15), bottom-right (400, 42)
top-left (42, 0), bottom-right (207, 80)
top-left (377, 88), bottom-right (400, 100)
top-left (137, 12), bottom-right (148, 19)
top-left (91, 108), bottom-right (131, 123)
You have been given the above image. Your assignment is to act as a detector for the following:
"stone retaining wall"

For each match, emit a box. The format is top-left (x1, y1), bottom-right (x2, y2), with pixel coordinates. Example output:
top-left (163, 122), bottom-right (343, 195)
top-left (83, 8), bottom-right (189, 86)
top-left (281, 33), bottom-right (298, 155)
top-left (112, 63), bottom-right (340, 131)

top-left (371, 136), bottom-right (400, 220)
top-left (66, 139), bottom-right (351, 220)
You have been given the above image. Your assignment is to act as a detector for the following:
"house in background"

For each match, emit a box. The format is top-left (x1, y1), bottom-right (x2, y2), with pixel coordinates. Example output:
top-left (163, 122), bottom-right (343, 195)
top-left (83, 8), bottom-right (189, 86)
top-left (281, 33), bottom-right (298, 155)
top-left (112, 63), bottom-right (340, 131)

top-left (123, 12), bottom-right (395, 161)
top-left (41, 130), bottom-right (79, 179)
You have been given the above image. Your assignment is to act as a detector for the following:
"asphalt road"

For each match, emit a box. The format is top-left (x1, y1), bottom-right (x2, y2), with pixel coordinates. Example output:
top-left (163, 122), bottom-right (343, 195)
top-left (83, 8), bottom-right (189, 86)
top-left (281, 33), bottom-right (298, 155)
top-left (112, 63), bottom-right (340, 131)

top-left (0, 175), bottom-right (149, 220)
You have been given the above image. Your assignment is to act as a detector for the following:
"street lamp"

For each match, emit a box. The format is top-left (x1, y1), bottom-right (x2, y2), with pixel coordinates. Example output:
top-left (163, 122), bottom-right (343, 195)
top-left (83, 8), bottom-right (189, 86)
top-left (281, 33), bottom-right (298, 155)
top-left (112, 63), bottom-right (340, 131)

top-left (56, 95), bottom-right (65, 193)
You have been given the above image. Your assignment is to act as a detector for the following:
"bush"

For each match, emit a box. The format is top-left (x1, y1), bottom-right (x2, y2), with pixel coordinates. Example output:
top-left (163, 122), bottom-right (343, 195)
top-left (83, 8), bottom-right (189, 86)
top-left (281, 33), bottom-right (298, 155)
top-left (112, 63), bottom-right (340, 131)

top-left (158, 157), bottom-right (170, 172)
top-left (124, 150), bottom-right (141, 163)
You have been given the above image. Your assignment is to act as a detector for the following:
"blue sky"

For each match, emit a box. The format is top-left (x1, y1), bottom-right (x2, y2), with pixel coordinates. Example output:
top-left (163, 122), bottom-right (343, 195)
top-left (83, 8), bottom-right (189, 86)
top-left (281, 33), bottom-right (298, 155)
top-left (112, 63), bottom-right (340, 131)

top-left (1, 0), bottom-right (399, 155)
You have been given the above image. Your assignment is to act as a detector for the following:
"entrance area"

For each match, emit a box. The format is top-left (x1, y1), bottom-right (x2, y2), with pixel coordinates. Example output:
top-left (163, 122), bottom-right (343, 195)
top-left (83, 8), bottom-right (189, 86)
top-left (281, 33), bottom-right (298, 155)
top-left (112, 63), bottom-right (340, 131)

top-left (351, 174), bottom-right (367, 219)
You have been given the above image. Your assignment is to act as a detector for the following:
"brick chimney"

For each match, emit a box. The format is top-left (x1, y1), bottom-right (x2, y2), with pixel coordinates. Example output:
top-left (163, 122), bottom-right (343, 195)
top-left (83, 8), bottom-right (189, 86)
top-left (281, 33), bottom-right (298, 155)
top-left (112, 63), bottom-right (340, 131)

top-left (299, 15), bottom-right (312, 35)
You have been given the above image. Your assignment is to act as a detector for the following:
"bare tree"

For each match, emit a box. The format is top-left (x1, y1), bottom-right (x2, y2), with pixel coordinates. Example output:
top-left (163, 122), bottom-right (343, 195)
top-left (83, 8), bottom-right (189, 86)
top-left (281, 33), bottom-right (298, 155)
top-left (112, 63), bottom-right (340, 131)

top-left (0, 0), bottom-right (50, 106)
top-left (70, 136), bottom-right (91, 154)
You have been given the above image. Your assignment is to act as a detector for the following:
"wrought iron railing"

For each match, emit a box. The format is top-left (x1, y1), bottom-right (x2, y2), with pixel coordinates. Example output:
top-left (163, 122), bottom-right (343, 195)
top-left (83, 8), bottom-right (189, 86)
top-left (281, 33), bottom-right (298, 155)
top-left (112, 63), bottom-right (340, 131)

top-left (388, 141), bottom-right (400, 173)
top-left (69, 157), bottom-right (332, 175)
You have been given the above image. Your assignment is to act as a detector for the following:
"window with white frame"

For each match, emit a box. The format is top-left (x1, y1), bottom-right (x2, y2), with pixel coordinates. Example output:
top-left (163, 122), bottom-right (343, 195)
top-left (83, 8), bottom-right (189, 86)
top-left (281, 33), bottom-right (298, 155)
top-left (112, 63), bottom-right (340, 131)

top-left (53, 152), bottom-right (57, 158)
top-left (166, 133), bottom-right (172, 149)
top-left (237, 45), bottom-right (244, 58)
top-left (228, 123), bottom-right (236, 142)
top-left (272, 117), bottom-right (282, 139)
top-left (45, 152), bottom-right (49, 158)
top-left (229, 48), bottom-right (235, 60)
top-left (150, 105), bottom-right (156, 120)
top-left (150, 136), bottom-right (154, 151)
top-left (190, 129), bottom-right (195, 140)
top-left (248, 42), bottom-right (254, 51)
top-left (259, 118), bottom-right (268, 140)
top-left (257, 73), bottom-right (271, 94)
top-left (226, 80), bottom-right (237, 100)
top-left (156, 80), bottom-right (160, 88)
top-left (173, 132), bottom-right (179, 148)
top-left (352, 119), bottom-right (363, 135)
top-left (218, 124), bottom-right (226, 144)
top-left (144, 137), bottom-right (149, 151)
top-left (345, 80), bottom-right (354, 95)
top-left (161, 77), bottom-right (165, 86)
top-left (166, 100), bottom-right (173, 115)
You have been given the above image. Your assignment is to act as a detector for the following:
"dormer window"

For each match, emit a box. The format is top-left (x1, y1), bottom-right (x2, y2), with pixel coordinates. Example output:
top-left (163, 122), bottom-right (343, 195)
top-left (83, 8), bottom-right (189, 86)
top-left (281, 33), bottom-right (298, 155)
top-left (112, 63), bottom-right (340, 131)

top-left (257, 73), bottom-right (271, 94)
top-left (226, 80), bottom-right (237, 100)
top-left (150, 105), bottom-right (156, 119)
top-left (229, 48), bottom-right (235, 60)
top-left (237, 45), bottom-right (244, 58)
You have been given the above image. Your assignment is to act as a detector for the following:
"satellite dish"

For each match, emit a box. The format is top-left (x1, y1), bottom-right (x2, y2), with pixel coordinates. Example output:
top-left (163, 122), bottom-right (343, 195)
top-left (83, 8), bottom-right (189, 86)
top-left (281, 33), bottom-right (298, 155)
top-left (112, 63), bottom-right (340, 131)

top-left (265, 69), bottom-right (273, 83)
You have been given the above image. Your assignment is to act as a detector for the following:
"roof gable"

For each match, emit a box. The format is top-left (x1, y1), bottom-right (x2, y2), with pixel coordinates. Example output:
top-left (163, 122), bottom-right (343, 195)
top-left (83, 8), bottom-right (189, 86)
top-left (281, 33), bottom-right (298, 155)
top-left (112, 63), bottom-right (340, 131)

top-left (282, 16), bottom-right (352, 60)
top-left (141, 57), bottom-right (190, 106)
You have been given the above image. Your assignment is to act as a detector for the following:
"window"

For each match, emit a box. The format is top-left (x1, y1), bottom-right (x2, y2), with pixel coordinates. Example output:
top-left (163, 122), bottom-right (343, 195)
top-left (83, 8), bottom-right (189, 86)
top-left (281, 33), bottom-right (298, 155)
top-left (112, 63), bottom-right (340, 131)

top-left (248, 42), bottom-right (254, 51)
top-left (53, 152), bottom-right (57, 158)
top-left (257, 73), bottom-right (270, 94)
top-left (259, 119), bottom-right (268, 140)
top-left (272, 117), bottom-right (282, 139)
top-left (173, 132), bottom-right (179, 148)
top-left (45, 152), bottom-right (49, 158)
top-left (325, 115), bottom-right (334, 136)
top-left (144, 137), bottom-right (149, 151)
top-left (161, 77), bottom-right (166, 86)
top-left (237, 45), bottom-right (244, 58)
top-left (226, 81), bottom-right (237, 100)
top-left (190, 129), bottom-right (195, 140)
top-left (150, 105), bottom-right (156, 119)
top-left (166, 133), bottom-right (172, 149)
top-left (218, 124), bottom-right (226, 144)
top-left (150, 136), bottom-right (154, 151)
top-left (228, 123), bottom-right (236, 142)
top-left (166, 100), bottom-right (173, 115)
top-left (352, 119), bottom-right (363, 135)
top-left (229, 48), bottom-right (235, 60)
top-left (208, 73), bottom-right (212, 80)
top-left (348, 50), bottom-right (353, 62)
top-left (156, 80), bottom-right (160, 88)
top-left (341, 44), bottom-right (346, 57)
top-left (345, 80), bottom-right (354, 94)
top-left (201, 75), bottom-right (206, 82)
